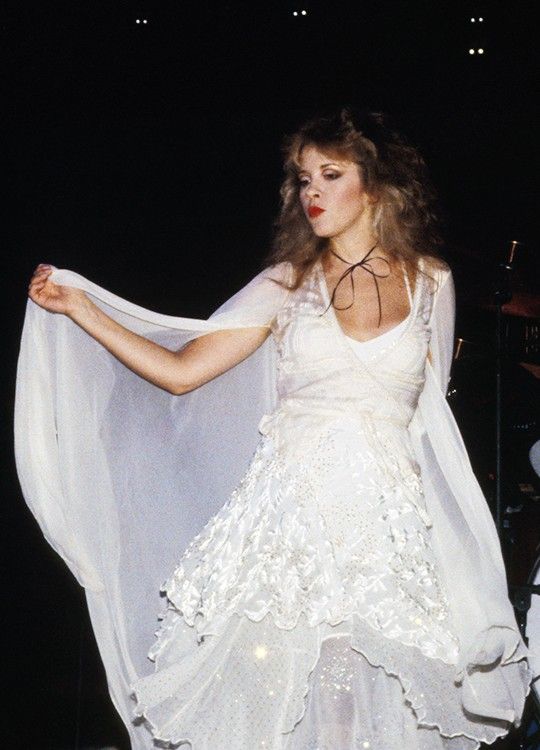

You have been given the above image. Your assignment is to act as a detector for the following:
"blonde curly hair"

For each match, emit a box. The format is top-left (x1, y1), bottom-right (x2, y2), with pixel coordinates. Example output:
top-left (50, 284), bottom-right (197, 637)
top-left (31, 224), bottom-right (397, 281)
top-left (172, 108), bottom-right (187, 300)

top-left (266, 107), bottom-right (447, 289)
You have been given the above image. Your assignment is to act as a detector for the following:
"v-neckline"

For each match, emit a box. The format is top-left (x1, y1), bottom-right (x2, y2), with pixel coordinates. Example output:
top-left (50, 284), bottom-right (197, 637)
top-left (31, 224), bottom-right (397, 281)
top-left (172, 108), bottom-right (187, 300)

top-left (316, 255), bottom-right (422, 351)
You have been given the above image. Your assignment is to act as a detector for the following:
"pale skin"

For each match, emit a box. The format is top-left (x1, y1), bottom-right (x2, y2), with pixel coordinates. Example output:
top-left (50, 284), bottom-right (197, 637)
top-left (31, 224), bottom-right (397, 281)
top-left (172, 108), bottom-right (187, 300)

top-left (28, 144), bottom-right (427, 394)
top-left (297, 145), bottom-right (417, 342)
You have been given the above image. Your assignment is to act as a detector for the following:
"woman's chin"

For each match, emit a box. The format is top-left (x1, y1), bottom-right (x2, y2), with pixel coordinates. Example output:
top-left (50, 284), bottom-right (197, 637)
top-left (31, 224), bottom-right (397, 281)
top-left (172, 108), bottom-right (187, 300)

top-left (310, 226), bottom-right (333, 238)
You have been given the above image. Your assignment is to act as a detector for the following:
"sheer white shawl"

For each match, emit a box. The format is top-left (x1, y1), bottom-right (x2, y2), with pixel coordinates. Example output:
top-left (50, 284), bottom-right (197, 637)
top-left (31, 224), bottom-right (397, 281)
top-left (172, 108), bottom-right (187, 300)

top-left (14, 262), bottom-right (533, 747)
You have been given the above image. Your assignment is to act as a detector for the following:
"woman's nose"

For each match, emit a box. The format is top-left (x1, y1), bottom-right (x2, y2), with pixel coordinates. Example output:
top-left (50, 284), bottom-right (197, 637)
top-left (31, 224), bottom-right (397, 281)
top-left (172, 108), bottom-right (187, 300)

top-left (305, 182), bottom-right (321, 198)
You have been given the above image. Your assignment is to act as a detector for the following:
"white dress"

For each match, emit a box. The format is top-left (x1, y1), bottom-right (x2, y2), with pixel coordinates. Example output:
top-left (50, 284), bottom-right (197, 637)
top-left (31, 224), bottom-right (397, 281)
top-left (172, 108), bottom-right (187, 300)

top-left (127, 261), bottom-right (526, 749)
top-left (14, 258), bottom-right (533, 750)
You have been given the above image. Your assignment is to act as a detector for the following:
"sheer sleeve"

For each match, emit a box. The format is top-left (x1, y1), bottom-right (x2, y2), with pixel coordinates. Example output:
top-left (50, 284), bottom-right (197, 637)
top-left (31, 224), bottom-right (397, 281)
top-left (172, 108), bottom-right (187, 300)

top-left (407, 261), bottom-right (532, 725)
top-left (209, 262), bottom-right (294, 327)
top-left (426, 265), bottom-right (456, 394)
top-left (14, 261), bottom-right (292, 749)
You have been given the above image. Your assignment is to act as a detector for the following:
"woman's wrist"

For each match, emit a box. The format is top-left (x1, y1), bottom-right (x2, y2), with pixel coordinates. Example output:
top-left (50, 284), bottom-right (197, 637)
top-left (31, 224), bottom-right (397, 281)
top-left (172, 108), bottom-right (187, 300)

top-left (67, 291), bottom-right (98, 324)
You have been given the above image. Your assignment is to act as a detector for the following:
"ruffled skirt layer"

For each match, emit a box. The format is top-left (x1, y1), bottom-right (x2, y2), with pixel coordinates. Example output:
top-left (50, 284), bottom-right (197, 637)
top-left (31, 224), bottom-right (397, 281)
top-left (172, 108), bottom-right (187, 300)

top-left (129, 420), bottom-right (530, 748)
top-left (130, 610), bottom-right (529, 749)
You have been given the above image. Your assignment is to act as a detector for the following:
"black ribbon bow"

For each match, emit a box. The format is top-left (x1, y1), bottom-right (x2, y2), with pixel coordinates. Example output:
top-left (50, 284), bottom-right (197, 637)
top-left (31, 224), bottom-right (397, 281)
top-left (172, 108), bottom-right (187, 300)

top-left (322, 244), bottom-right (391, 327)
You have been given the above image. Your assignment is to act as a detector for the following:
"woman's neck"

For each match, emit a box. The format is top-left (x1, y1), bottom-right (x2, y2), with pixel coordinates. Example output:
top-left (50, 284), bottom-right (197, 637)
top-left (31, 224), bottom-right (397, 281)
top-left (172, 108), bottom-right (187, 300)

top-left (326, 237), bottom-right (392, 269)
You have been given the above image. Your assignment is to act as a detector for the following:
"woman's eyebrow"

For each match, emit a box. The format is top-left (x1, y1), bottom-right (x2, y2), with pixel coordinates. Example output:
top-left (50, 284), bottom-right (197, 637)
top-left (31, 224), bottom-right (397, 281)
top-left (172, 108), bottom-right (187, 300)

top-left (297, 162), bottom-right (342, 175)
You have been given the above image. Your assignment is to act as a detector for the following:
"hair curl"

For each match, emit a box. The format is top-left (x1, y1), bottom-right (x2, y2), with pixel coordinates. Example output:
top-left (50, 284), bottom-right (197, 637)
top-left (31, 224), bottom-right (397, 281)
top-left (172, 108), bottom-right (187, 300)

top-left (266, 107), bottom-right (447, 289)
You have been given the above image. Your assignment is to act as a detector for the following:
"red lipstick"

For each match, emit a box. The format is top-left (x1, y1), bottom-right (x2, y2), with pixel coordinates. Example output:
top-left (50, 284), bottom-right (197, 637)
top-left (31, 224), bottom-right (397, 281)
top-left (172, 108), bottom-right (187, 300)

top-left (308, 206), bottom-right (325, 218)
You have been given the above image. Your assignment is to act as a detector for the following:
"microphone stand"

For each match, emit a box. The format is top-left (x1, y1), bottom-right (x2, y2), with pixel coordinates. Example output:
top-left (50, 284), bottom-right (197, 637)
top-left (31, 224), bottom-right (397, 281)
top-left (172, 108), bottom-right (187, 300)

top-left (493, 240), bottom-right (521, 537)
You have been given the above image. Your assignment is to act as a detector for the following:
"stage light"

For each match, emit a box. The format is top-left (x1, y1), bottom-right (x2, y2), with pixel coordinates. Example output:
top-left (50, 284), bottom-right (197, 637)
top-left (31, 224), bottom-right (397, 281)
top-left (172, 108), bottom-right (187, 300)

top-left (301, 9), bottom-right (307, 14)
top-left (136, 19), bottom-right (140, 24)
top-left (478, 48), bottom-right (484, 54)
top-left (293, 10), bottom-right (298, 16)
top-left (479, 17), bottom-right (484, 22)
top-left (143, 19), bottom-right (147, 23)
top-left (471, 17), bottom-right (475, 22)
top-left (469, 48), bottom-right (475, 55)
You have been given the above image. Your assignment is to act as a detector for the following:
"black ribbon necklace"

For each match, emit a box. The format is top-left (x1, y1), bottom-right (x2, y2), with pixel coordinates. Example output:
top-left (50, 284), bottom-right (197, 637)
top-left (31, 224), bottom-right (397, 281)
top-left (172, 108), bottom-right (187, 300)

top-left (322, 243), bottom-right (391, 327)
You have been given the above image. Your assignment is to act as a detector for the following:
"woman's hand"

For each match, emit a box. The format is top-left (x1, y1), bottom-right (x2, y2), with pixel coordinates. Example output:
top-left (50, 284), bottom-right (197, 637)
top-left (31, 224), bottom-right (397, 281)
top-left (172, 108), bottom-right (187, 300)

top-left (28, 264), bottom-right (88, 317)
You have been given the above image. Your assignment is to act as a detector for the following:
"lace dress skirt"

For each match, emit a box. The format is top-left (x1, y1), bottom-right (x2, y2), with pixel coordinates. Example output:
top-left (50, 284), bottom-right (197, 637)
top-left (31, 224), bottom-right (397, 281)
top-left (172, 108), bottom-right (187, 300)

top-left (129, 328), bottom-right (510, 749)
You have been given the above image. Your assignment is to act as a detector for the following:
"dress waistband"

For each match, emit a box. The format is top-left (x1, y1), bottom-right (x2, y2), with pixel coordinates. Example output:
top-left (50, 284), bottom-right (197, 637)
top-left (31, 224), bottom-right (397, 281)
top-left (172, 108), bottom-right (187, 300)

top-left (258, 399), bottom-right (410, 436)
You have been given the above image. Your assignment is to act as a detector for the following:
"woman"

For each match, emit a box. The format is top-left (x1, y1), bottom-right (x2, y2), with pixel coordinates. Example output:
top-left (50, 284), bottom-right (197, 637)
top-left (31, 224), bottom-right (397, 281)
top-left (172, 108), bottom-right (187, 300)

top-left (22, 108), bottom-right (532, 749)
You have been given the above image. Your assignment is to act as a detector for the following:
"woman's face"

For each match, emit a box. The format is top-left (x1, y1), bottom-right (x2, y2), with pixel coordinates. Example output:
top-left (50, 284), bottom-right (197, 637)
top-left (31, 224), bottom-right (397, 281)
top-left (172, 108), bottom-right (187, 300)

top-left (297, 145), bottom-right (374, 240)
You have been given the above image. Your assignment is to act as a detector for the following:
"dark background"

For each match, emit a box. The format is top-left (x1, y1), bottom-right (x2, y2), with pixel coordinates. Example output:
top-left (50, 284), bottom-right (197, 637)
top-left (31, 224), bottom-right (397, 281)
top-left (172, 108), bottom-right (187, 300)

top-left (4, 1), bottom-right (539, 747)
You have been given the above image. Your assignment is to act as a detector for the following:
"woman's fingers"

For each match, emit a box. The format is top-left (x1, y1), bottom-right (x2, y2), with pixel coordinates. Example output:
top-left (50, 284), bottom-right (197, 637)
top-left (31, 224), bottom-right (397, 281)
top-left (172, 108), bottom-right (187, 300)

top-left (33, 267), bottom-right (52, 278)
top-left (28, 272), bottom-right (54, 297)
top-left (30, 271), bottom-right (51, 284)
top-left (29, 283), bottom-right (47, 296)
top-left (31, 264), bottom-right (53, 279)
top-left (29, 269), bottom-right (53, 288)
top-left (28, 280), bottom-right (47, 289)
top-left (32, 276), bottom-right (51, 289)
top-left (28, 280), bottom-right (45, 295)
top-left (29, 273), bottom-right (49, 288)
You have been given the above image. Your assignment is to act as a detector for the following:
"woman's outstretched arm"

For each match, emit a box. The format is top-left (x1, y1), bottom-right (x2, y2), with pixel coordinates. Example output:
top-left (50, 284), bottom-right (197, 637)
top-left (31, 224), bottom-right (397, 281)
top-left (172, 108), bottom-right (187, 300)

top-left (28, 264), bottom-right (270, 395)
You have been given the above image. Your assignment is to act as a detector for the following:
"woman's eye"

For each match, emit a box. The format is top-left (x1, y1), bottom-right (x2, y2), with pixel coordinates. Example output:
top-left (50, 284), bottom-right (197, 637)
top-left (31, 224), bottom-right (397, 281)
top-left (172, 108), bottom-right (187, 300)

top-left (298, 171), bottom-right (340, 188)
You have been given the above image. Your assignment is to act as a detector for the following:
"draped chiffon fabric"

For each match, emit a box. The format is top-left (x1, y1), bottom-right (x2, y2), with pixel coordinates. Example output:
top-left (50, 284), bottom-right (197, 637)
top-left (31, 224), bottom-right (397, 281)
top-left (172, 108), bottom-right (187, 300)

top-left (14, 257), bottom-right (533, 748)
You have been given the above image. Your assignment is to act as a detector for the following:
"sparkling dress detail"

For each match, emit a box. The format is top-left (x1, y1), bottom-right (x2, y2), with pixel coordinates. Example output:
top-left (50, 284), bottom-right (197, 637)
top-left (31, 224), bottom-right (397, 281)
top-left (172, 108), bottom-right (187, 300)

top-left (127, 259), bottom-right (530, 749)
